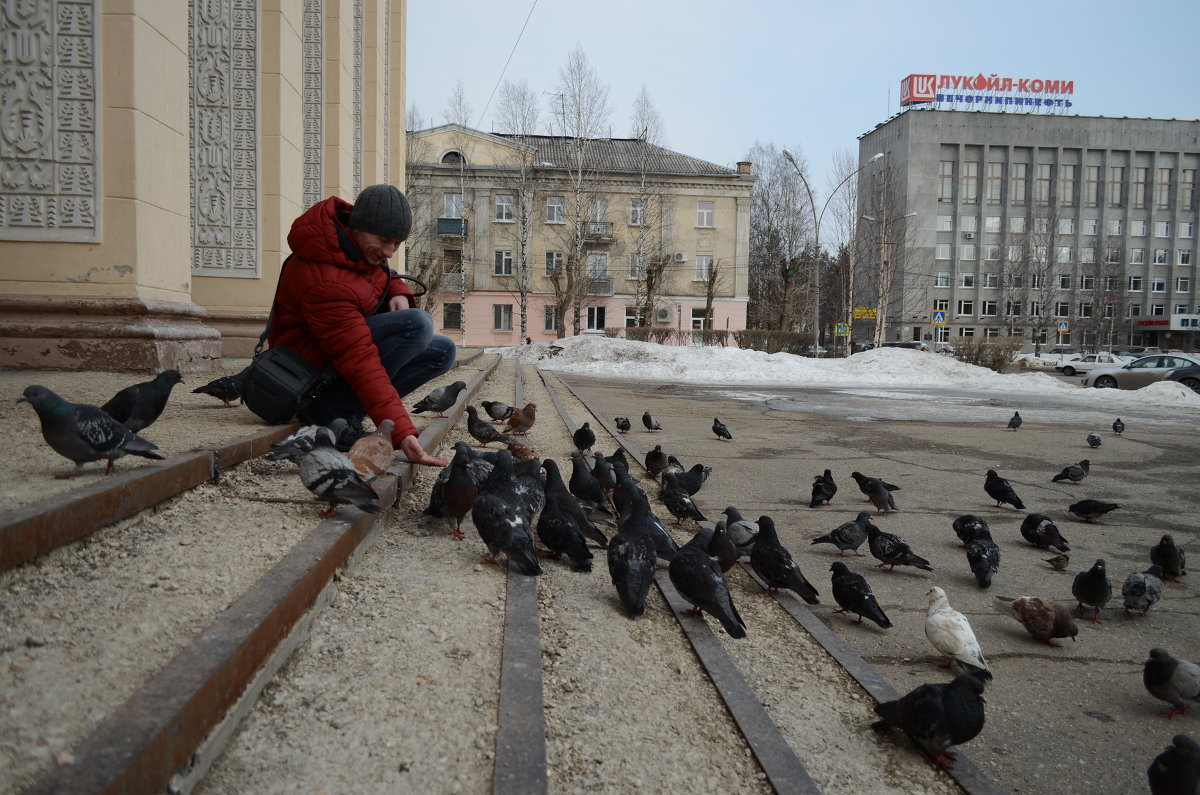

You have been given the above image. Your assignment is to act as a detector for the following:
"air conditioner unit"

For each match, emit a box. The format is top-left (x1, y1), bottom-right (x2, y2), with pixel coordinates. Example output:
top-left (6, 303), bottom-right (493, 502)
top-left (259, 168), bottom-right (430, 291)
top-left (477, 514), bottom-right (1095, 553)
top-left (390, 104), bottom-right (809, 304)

top-left (673, 252), bottom-right (688, 262)
top-left (655, 306), bottom-right (673, 323)
top-left (965, 232), bottom-right (975, 240)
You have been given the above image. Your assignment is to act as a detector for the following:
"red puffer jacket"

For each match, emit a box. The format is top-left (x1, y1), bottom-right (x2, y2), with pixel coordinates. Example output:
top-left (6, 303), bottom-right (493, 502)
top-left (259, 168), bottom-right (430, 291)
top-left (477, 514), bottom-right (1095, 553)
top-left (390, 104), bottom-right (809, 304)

top-left (269, 196), bottom-right (417, 445)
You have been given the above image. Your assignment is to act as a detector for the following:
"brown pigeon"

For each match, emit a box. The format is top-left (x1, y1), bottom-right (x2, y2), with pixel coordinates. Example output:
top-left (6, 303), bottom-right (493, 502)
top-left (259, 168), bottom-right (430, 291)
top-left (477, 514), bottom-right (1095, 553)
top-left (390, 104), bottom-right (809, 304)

top-left (347, 419), bottom-right (395, 477)
top-left (994, 596), bottom-right (1078, 647)
top-left (504, 402), bottom-right (537, 435)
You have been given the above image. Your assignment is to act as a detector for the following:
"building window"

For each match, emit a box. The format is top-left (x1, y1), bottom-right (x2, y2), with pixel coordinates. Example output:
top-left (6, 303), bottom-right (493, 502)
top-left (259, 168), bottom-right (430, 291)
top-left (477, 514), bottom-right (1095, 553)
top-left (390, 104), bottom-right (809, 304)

top-left (495, 194), bottom-right (514, 222)
top-left (1010, 216), bottom-right (1026, 234)
top-left (1035, 163), bottom-right (1052, 204)
top-left (1133, 167), bottom-right (1148, 208)
top-left (1105, 276), bottom-right (1120, 291)
top-left (1152, 276), bottom-right (1167, 293)
top-left (546, 196), bottom-right (565, 224)
top-left (544, 305), bottom-right (558, 332)
top-left (1106, 248), bottom-right (1121, 264)
top-left (546, 250), bottom-right (563, 275)
top-left (1079, 302), bottom-right (1093, 317)
top-left (938, 161), bottom-right (955, 202)
top-left (625, 306), bottom-right (639, 328)
top-left (1034, 217), bottom-right (1049, 234)
top-left (1128, 304), bottom-right (1142, 317)
top-left (981, 300), bottom-right (998, 316)
top-left (986, 161), bottom-right (1003, 203)
top-left (494, 250), bottom-right (513, 275)
top-left (629, 198), bottom-right (648, 226)
top-left (961, 215), bottom-right (978, 232)
top-left (590, 198), bottom-right (608, 227)
top-left (956, 299), bottom-right (974, 316)
top-left (1057, 246), bottom-right (1073, 263)
top-left (1058, 273), bottom-right (1072, 289)
top-left (585, 305), bottom-right (606, 330)
top-left (1155, 220), bottom-right (1171, 237)
top-left (962, 161), bottom-right (979, 203)
top-left (1182, 250), bottom-right (1193, 266)
top-left (696, 200), bottom-right (714, 228)
top-left (1081, 247), bottom-right (1096, 263)
top-left (1177, 304), bottom-right (1190, 315)
top-left (444, 192), bottom-right (463, 218)
top-left (1154, 249), bottom-right (1168, 265)
top-left (1085, 165), bottom-right (1101, 206)
top-left (960, 244), bottom-right (976, 260)
top-left (1129, 276), bottom-right (1143, 292)
top-left (493, 304), bottom-right (513, 331)
top-left (1108, 166), bottom-right (1124, 207)
top-left (586, 252), bottom-right (609, 278)
top-left (442, 302), bottom-right (462, 329)
top-left (959, 327), bottom-right (976, 337)
top-left (1183, 169), bottom-right (1196, 210)
top-left (1103, 302), bottom-right (1115, 317)
top-left (1010, 163), bottom-right (1027, 204)
top-left (1030, 274), bottom-right (1045, 289)
top-left (1029, 301), bottom-right (1042, 317)
top-left (985, 245), bottom-right (1001, 261)
top-left (1181, 222), bottom-right (1195, 238)
top-left (1081, 274), bottom-right (1095, 290)
top-left (1007, 245), bottom-right (1023, 261)
top-left (1130, 248), bottom-right (1146, 264)
top-left (935, 271), bottom-right (950, 287)
top-left (982, 272), bottom-right (999, 288)
top-left (1107, 219), bottom-right (1123, 236)
top-left (1058, 218), bottom-right (1075, 235)
top-left (1033, 245), bottom-right (1048, 263)
top-left (1131, 219), bottom-right (1147, 237)
top-left (443, 249), bottom-right (463, 274)
top-left (1054, 302), bottom-right (1070, 317)
top-left (936, 243), bottom-right (951, 260)
top-left (1006, 300), bottom-right (1022, 316)
top-left (691, 308), bottom-right (709, 331)
top-left (934, 298), bottom-right (950, 311)
top-left (937, 215), bottom-right (953, 232)
top-left (984, 215), bottom-right (1001, 233)
top-left (1151, 304), bottom-right (1166, 316)
top-left (1059, 164), bottom-right (1076, 206)
top-left (1156, 168), bottom-right (1172, 208)
top-left (1083, 218), bottom-right (1098, 235)
top-left (960, 273), bottom-right (975, 288)
top-left (629, 253), bottom-right (646, 280)
top-left (936, 327), bottom-right (951, 342)
top-left (695, 254), bottom-right (713, 282)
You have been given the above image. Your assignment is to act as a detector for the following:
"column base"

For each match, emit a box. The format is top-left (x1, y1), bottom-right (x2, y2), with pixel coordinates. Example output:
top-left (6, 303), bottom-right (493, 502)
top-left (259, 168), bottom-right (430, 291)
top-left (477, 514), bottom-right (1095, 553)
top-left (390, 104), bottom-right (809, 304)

top-left (202, 309), bottom-right (270, 358)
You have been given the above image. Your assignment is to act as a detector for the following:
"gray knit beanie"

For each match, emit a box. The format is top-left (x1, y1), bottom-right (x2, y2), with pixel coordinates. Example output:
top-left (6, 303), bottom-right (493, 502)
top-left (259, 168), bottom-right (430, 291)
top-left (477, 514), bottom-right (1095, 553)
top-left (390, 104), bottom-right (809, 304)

top-left (348, 184), bottom-right (412, 241)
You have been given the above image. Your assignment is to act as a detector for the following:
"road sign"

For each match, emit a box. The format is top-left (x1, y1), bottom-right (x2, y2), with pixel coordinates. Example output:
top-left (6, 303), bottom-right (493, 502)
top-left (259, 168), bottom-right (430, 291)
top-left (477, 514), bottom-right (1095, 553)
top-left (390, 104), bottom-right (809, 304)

top-left (834, 323), bottom-right (849, 337)
top-left (1058, 321), bottom-right (1069, 332)
top-left (931, 310), bottom-right (948, 326)
top-left (853, 306), bottom-right (878, 320)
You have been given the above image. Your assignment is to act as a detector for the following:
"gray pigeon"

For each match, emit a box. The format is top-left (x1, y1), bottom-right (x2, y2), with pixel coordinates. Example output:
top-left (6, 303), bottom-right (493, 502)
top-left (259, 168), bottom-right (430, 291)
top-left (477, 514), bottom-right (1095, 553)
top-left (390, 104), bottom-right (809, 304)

top-left (866, 524), bottom-right (932, 572)
top-left (642, 411), bottom-right (662, 431)
top-left (1020, 513), bottom-right (1069, 553)
top-left (481, 400), bottom-right (515, 423)
top-left (1123, 565), bottom-right (1165, 616)
top-left (614, 416), bottom-right (631, 433)
top-left (192, 368), bottom-right (248, 408)
top-left (266, 420), bottom-right (349, 463)
top-left (19, 385), bottom-right (165, 478)
top-left (872, 671), bottom-right (988, 769)
top-left (722, 506), bottom-right (760, 555)
top-left (1148, 734), bottom-right (1200, 795)
top-left (1071, 558), bottom-right (1112, 623)
top-left (1052, 459), bottom-right (1090, 484)
top-left (1087, 432), bottom-right (1103, 448)
top-left (471, 450), bottom-right (541, 575)
top-left (1144, 648), bottom-right (1200, 718)
top-left (829, 561), bottom-right (892, 627)
top-left (1113, 418), bottom-right (1125, 435)
top-left (1007, 411), bottom-right (1022, 431)
top-left (749, 516), bottom-right (819, 604)
top-left (669, 527), bottom-right (747, 638)
top-left (412, 380), bottom-right (467, 417)
top-left (964, 525), bottom-right (1000, 589)
top-left (100, 370), bottom-right (184, 433)
top-left (851, 471), bottom-right (898, 513)
top-left (645, 444), bottom-right (668, 478)
top-left (810, 469), bottom-right (837, 507)
top-left (296, 427), bottom-right (382, 516)
top-left (660, 473), bottom-right (707, 525)
top-left (811, 511), bottom-right (872, 557)
top-left (466, 405), bottom-right (512, 447)
top-left (591, 451), bottom-right (618, 494)
top-left (1068, 499), bottom-right (1119, 523)
top-left (607, 490), bottom-right (660, 616)
top-left (712, 417), bottom-right (732, 441)
top-left (984, 469), bottom-right (1025, 509)
top-left (1151, 534), bottom-right (1187, 582)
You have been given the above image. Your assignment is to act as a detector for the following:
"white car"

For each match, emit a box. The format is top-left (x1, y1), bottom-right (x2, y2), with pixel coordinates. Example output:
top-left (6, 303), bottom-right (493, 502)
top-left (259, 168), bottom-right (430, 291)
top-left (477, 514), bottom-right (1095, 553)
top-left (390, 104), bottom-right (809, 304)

top-left (1013, 348), bottom-right (1081, 369)
top-left (1054, 352), bottom-right (1136, 377)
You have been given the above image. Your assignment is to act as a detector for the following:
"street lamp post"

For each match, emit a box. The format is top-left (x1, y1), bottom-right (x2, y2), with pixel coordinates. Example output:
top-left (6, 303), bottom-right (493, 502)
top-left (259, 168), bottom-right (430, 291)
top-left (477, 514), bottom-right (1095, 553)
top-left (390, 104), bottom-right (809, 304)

top-left (782, 150), bottom-right (883, 356)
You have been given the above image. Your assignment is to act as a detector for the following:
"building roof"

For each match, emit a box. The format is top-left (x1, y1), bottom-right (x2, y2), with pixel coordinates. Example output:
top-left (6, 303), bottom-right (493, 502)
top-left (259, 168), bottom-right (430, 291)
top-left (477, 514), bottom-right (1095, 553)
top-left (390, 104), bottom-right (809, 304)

top-left (495, 134), bottom-right (738, 177)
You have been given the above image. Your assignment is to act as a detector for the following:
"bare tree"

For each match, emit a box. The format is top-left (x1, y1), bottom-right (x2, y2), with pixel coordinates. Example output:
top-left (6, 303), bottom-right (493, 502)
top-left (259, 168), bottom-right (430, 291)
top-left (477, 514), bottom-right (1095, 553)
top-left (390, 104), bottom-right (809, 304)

top-left (1077, 233), bottom-right (1128, 351)
top-left (747, 142), bottom-right (811, 331)
top-left (443, 79), bottom-right (472, 127)
top-left (858, 161), bottom-right (920, 346)
top-left (702, 257), bottom-right (729, 333)
top-left (494, 79), bottom-right (540, 137)
top-left (825, 149), bottom-right (869, 351)
top-left (625, 89), bottom-right (671, 328)
top-left (629, 85), bottom-right (666, 146)
top-left (406, 103), bottom-right (426, 133)
top-left (1016, 205), bottom-right (1066, 355)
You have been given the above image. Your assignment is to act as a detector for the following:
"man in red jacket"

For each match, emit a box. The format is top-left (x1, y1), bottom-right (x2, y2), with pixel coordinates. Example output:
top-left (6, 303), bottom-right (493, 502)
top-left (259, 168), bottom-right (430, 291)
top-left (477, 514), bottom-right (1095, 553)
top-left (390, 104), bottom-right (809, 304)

top-left (270, 184), bottom-right (454, 467)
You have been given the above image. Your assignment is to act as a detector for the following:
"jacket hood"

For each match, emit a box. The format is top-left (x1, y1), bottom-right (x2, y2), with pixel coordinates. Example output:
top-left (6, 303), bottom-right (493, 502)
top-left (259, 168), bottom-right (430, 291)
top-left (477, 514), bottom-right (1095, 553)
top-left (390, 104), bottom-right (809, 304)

top-left (287, 196), bottom-right (373, 272)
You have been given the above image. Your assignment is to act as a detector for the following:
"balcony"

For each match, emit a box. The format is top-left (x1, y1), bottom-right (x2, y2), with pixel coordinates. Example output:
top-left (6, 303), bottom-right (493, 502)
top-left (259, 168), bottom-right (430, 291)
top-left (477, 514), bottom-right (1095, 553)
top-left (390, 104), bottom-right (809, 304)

top-left (440, 272), bottom-right (465, 291)
top-left (583, 221), bottom-right (614, 241)
top-left (585, 277), bottom-right (614, 296)
top-left (436, 217), bottom-right (467, 237)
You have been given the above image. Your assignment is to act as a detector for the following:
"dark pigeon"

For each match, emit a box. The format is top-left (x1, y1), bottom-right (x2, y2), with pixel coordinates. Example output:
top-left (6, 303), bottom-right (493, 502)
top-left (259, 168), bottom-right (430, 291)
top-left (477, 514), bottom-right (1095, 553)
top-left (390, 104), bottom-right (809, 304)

top-left (1020, 513), bottom-right (1070, 553)
top-left (660, 474), bottom-right (707, 525)
top-left (1052, 459), bottom-right (1090, 484)
top-left (541, 458), bottom-right (608, 549)
top-left (952, 515), bottom-right (989, 546)
top-left (607, 491), bottom-right (660, 616)
top-left (437, 442), bottom-right (484, 539)
top-left (101, 370), bottom-right (184, 433)
top-left (669, 527), bottom-right (747, 638)
top-left (851, 470), bottom-right (900, 497)
top-left (192, 368), bottom-right (247, 408)
top-left (423, 441), bottom-right (492, 522)
top-left (536, 492), bottom-right (594, 573)
top-left (511, 456), bottom-right (546, 521)
top-left (1144, 648), bottom-right (1200, 718)
top-left (266, 422), bottom-right (334, 463)
top-left (1113, 417), bottom-right (1125, 436)
top-left (642, 411), bottom-right (662, 431)
top-left (481, 400), bottom-right (515, 423)
top-left (1068, 499), bottom-right (1119, 523)
top-left (811, 511), bottom-right (873, 557)
top-left (296, 426), bottom-right (382, 516)
top-left (984, 469), bottom-right (1025, 509)
top-left (722, 506), bottom-right (759, 555)
top-left (645, 444), bottom-right (668, 478)
top-left (412, 380), bottom-right (467, 417)
top-left (605, 448), bottom-right (629, 477)
top-left (471, 450), bottom-right (541, 575)
top-left (573, 422), bottom-right (596, 453)
top-left (810, 469), bottom-right (837, 508)
top-left (1007, 411), bottom-right (1022, 431)
top-left (994, 596), bottom-right (1078, 647)
top-left (19, 385), bottom-right (165, 478)
top-left (866, 523), bottom-right (933, 572)
top-left (1124, 565), bottom-right (1165, 616)
top-left (851, 471), bottom-right (897, 514)
top-left (749, 516), bottom-right (819, 604)
top-left (591, 451), bottom-right (618, 495)
top-left (569, 450), bottom-right (611, 514)
top-left (614, 416), bottom-right (632, 433)
top-left (963, 526), bottom-right (1000, 589)
top-left (1148, 734), bottom-right (1200, 795)
top-left (829, 561), bottom-right (892, 627)
top-left (872, 671), bottom-right (988, 769)
top-left (1086, 432), bottom-right (1102, 448)
top-left (712, 417), bottom-right (732, 441)
top-left (1151, 534), bottom-right (1187, 582)
top-left (664, 455), bottom-right (685, 479)
top-left (707, 520), bottom-right (738, 573)
top-left (466, 405), bottom-right (513, 448)
top-left (670, 464), bottom-right (711, 497)
top-left (615, 478), bottom-right (678, 562)
top-left (1071, 558), bottom-right (1112, 623)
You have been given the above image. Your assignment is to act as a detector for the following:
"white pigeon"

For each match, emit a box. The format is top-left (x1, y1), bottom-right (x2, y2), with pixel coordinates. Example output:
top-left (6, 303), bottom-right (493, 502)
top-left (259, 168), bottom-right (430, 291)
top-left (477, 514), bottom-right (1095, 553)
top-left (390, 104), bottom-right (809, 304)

top-left (925, 586), bottom-right (991, 675)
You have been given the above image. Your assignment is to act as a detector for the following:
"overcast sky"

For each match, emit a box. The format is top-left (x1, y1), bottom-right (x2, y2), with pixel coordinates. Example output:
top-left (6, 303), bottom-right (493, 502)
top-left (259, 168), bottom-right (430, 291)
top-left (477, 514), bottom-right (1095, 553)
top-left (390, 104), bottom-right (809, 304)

top-left (406, 0), bottom-right (1200, 196)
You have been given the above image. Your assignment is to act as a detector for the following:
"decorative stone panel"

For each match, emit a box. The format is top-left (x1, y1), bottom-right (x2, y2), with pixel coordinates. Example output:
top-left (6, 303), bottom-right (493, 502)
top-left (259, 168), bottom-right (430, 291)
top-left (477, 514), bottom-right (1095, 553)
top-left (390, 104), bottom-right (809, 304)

top-left (302, 0), bottom-right (323, 210)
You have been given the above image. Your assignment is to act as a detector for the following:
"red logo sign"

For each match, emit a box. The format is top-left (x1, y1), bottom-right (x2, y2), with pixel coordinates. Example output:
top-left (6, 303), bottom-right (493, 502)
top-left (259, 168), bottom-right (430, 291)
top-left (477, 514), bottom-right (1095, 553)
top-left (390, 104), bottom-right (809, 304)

top-left (901, 74), bottom-right (937, 106)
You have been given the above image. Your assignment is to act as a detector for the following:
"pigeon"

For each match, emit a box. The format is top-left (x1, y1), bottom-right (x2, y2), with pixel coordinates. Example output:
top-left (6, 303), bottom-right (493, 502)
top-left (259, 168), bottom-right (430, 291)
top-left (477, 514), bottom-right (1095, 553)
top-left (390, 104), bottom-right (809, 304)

top-left (606, 491), bottom-right (660, 617)
top-left (591, 451), bottom-right (618, 495)
top-left (872, 671), bottom-right (988, 769)
top-left (1144, 649), bottom-right (1200, 718)
top-left (1087, 432), bottom-right (1103, 448)
top-left (1113, 417), bottom-right (1125, 436)
top-left (645, 445), bottom-right (668, 478)
top-left (1071, 558), bottom-right (1112, 623)
top-left (466, 405), bottom-right (513, 448)
top-left (615, 477), bottom-right (678, 562)
top-left (851, 471), bottom-right (898, 513)
top-left (614, 416), bottom-right (631, 433)
top-left (995, 596), bottom-right (1078, 647)
top-left (810, 469), bottom-right (837, 508)
top-left (712, 417), bottom-right (732, 441)
top-left (1044, 554), bottom-right (1070, 571)
top-left (192, 368), bottom-right (247, 407)
top-left (481, 399), bottom-right (515, 423)
top-left (722, 506), bottom-right (760, 555)
top-left (866, 523), bottom-right (933, 572)
top-left (347, 419), bottom-right (394, 477)
top-left (669, 527), bottom-right (747, 638)
top-left (952, 515), bottom-right (989, 546)
top-left (829, 561), bottom-right (892, 628)
top-left (605, 448), bottom-right (629, 476)
top-left (296, 427), bottom-right (382, 516)
top-left (510, 457), bottom-right (546, 521)
top-left (811, 511), bottom-right (873, 557)
top-left (964, 525), bottom-right (1000, 589)
top-left (100, 369), bottom-right (185, 433)
top-left (433, 441), bottom-right (486, 539)
top-left (670, 464), bottom-right (711, 497)
top-left (573, 422), bottom-right (596, 453)
top-left (642, 411), bottom-right (662, 431)
top-left (265, 420), bottom-right (348, 463)
top-left (1007, 411), bottom-right (1022, 431)
top-left (536, 489), bottom-right (594, 573)
top-left (1068, 499), bottom-right (1120, 523)
top-left (925, 586), bottom-right (990, 675)
top-left (412, 380), bottom-right (467, 417)
top-left (984, 469), bottom-right (1025, 509)
top-left (707, 520), bottom-right (738, 573)
top-left (1020, 514), bottom-right (1070, 553)
top-left (1052, 459), bottom-right (1090, 484)
top-left (660, 474), bottom-right (707, 525)
top-left (569, 450), bottom-right (611, 514)
top-left (663, 455), bottom-right (686, 479)
top-left (506, 440), bottom-right (537, 462)
top-left (1148, 734), bottom-right (1200, 795)
top-left (471, 450), bottom-right (541, 575)
top-left (1151, 534), bottom-right (1187, 582)
top-left (19, 385), bottom-right (165, 478)
top-left (1124, 565), bottom-right (1165, 616)
top-left (541, 458), bottom-right (608, 549)
top-left (749, 516), bottom-right (819, 604)
top-left (503, 402), bottom-right (537, 435)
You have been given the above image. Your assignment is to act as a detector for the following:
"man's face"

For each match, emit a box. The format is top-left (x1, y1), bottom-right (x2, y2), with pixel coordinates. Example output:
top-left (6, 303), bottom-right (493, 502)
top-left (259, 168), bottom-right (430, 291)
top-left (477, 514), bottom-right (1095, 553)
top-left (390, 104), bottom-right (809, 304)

top-left (350, 229), bottom-right (403, 266)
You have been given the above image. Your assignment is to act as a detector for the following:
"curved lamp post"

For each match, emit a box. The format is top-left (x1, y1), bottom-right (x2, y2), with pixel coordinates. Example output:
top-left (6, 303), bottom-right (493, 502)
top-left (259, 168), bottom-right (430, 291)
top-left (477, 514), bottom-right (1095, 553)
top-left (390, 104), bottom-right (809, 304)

top-left (782, 149), bottom-right (883, 356)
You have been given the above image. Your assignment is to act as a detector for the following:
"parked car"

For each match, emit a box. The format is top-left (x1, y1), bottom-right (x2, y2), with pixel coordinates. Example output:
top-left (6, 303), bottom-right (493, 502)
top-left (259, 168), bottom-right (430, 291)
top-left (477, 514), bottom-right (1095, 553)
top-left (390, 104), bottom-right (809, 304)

top-left (1054, 352), bottom-right (1136, 377)
top-left (1164, 364), bottom-right (1200, 394)
top-left (1081, 354), bottom-right (1200, 389)
top-left (1014, 347), bottom-right (1080, 368)
top-left (882, 341), bottom-right (929, 351)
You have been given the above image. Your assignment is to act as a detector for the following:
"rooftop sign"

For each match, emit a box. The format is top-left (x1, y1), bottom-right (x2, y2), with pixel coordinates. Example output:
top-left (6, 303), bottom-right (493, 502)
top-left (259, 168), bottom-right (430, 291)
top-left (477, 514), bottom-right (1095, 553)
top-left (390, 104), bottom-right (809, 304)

top-left (901, 74), bottom-right (1075, 112)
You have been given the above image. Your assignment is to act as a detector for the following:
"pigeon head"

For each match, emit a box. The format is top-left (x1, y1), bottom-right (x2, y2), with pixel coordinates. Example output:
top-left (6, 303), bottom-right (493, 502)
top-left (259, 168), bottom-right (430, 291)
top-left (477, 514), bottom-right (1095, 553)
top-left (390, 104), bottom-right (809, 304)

top-left (1091, 558), bottom-right (1106, 573)
top-left (755, 516), bottom-right (777, 540)
top-left (723, 506), bottom-right (744, 522)
top-left (1148, 648), bottom-right (1174, 665)
top-left (157, 370), bottom-right (185, 387)
top-left (18, 385), bottom-right (67, 417)
top-left (850, 471), bottom-right (865, 483)
top-left (830, 561), bottom-right (851, 575)
top-left (926, 586), bottom-right (949, 608)
top-left (985, 469), bottom-right (999, 478)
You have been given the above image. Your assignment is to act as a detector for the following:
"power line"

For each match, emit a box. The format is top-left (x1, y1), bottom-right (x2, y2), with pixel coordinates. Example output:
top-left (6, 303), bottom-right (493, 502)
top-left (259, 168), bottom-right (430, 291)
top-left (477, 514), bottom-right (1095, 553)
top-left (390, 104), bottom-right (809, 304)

top-left (475, 0), bottom-right (538, 128)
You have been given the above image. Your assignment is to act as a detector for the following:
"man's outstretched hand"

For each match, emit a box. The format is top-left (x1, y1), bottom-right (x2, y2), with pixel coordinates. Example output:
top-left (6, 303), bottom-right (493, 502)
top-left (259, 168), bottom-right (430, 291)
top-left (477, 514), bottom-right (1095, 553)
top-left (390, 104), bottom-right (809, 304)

top-left (399, 434), bottom-right (447, 468)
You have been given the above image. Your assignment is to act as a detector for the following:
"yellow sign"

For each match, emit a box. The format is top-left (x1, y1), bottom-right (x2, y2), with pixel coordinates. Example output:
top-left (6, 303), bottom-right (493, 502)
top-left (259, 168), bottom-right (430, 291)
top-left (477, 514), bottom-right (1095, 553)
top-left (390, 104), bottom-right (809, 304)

top-left (931, 310), bottom-right (948, 326)
top-left (853, 306), bottom-right (877, 320)
top-left (835, 323), bottom-right (849, 337)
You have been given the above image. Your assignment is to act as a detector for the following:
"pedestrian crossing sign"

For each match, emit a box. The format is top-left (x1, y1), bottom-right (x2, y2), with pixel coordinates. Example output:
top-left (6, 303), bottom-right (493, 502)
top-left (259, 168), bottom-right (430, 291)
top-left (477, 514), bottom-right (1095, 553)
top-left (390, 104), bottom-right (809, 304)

top-left (931, 310), bottom-right (948, 326)
top-left (835, 323), bottom-right (848, 337)
top-left (1058, 321), bottom-right (1069, 332)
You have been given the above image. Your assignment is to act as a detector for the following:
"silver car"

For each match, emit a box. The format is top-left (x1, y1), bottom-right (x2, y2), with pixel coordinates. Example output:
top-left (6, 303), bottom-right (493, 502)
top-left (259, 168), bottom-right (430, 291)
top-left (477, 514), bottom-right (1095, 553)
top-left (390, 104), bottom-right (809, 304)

top-left (1081, 354), bottom-right (1200, 389)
